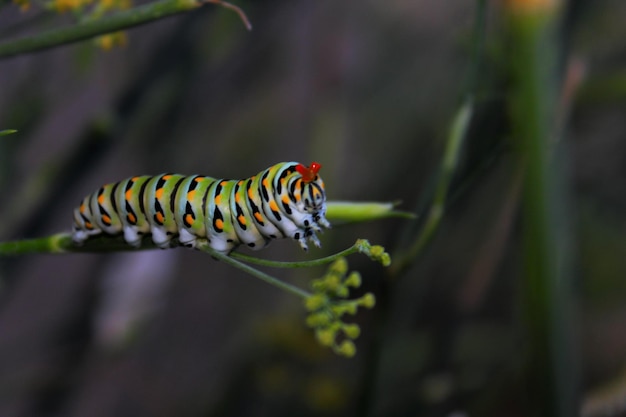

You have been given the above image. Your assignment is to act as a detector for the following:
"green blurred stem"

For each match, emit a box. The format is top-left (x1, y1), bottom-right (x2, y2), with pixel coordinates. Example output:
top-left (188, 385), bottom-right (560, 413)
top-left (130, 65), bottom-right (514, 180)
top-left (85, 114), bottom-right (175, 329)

top-left (506, 7), bottom-right (577, 417)
top-left (0, 233), bottom-right (72, 254)
top-left (231, 243), bottom-right (360, 268)
top-left (0, 0), bottom-right (249, 58)
top-left (0, 233), bottom-right (312, 297)
top-left (325, 201), bottom-right (414, 224)
top-left (0, 129), bottom-right (17, 136)
top-left (464, 0), bottom-right (486, 97)
top-left (391, 98), bottom-right (472, 275)
top-left (196, 242), bottom-right (312, 299)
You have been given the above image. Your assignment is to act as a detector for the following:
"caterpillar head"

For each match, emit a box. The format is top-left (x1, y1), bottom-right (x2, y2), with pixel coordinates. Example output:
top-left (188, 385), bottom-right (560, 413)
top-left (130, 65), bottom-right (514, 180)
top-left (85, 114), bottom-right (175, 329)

top-left (296, 162), bottom-right (326, 212)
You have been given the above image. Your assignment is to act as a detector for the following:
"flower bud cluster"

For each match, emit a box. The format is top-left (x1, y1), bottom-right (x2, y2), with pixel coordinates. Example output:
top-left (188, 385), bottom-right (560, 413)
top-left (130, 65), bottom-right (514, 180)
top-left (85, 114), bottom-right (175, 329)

top-left (355, 239), bottom-right (391, 267)
top-left (304, 258), bottom-right (376, 358)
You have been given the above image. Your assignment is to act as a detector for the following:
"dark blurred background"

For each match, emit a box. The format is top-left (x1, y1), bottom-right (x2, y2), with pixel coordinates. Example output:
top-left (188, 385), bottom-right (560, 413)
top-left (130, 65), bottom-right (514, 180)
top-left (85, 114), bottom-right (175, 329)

top-left (0, 0), bottom-right (626, 416)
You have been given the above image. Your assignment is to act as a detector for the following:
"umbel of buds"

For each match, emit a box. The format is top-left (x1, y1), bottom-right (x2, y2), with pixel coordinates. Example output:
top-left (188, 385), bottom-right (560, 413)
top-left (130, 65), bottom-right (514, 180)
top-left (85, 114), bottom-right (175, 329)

top-left (304, 257), bottom-right (377, 357)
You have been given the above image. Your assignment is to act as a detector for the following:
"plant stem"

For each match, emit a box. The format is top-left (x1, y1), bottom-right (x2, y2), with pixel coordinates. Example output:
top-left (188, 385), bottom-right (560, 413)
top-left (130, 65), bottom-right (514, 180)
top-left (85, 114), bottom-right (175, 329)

top-left (231, 244), bottom-right (359, 268)
top-left (390, 98), bottom-right (472, 275)
top-left (505, 2), bottom-right (577, 416)
top-left (0, 0), bottom-right (199, 58)
top-left (0, 233), bottom-right (313, 298)
top-left (0, 233), bottom-right (71, 254)
top-left (196, 242), bottom-right (312, 298)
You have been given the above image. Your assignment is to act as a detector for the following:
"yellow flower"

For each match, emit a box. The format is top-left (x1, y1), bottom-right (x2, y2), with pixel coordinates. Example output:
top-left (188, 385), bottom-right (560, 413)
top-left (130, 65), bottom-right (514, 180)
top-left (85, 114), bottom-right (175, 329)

top-left (13, 0), bottom-right (31, 12)
top-left (96, 32), bottom-right (128, 50)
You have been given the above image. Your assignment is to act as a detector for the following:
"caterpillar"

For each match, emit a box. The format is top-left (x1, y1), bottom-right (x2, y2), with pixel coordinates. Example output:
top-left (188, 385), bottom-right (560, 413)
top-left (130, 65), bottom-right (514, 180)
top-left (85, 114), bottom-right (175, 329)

top-left (72, 162), bottom-right (329, 254)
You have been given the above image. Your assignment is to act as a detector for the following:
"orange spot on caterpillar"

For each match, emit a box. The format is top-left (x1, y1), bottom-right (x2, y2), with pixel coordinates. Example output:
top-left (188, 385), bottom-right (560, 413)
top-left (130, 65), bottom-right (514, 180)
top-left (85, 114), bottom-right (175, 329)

top-left (80, 203), bottom-right (86, 213)
top-left (269, 200), bottom-right (279, 212)
top-left (215, 218), bottom-right (224, 230)
top-left (127, 213), bottom-right (136, 224)
top-left (98, 194), bottom-right (105, 205)
top-left (215, 194), bottom-right (222, 205)
top-left (185, 214), bottom-right (194, 226)
top-left (162, 175), bottom-right (172, 181)
top-left (187, 190), bottom-right (196, 201)
top-left (194, 177), bottom-right (203, 183)
top-left (254, 212), bottom-right (264, 223)
top-left (102, 214), bottom-right (112, 225)
top-left (125, 189), bottom-right (133, 201)
top-left (238, 215), bottom-right (246, 225)
top-left (155, 211), bottom-right (165, 224)
top-left (155, 188), bottom-right (164, 200)
top-left (235, 192), bottom-right (241, 203)
top-left (282, 195), bottom-right (290, 205)
top-left (248, 187), bottom-right (255, 200)
top-left (262, 178), bottom-right (269, 188)
top-left (220, 180), bottom-right (227, 186)
top-left (131, 176), bottom-right (140, 181)
top-left (85, 221), bottom-right (93, 230)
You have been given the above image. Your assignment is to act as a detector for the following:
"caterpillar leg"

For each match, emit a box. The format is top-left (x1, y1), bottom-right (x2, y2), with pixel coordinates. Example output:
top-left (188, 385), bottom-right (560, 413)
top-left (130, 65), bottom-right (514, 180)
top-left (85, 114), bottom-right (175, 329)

top-left (123, 226), bottom-right (143, 248)
top-left (308, 232), bottom-right (322, 249)
top-left (72, 227), bottom-right (102, 245)
top-left (151, 227), bottom-right (175, 249)
top-left (297, 237), bottom-right (309, 251)
top-left (178, 228), bottom-right (198, 248)
top-left (315, 215), bottom-right (330, 229)
top-left (294, 230), bottom-right (321, 251)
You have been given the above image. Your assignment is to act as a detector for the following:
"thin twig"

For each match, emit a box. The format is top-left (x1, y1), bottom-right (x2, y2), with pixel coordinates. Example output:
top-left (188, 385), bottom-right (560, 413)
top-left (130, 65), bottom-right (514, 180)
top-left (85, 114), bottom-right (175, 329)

top-left (203, 0), bottom-right (252, 30)
top-left (231, 244), bottom-right (360, 268)
top-left (0, 0), bottom-right (251, 58)
top-left (196, 242), bottom-right (312, 298)
top-left (390, 98), bottom-right (473, 275)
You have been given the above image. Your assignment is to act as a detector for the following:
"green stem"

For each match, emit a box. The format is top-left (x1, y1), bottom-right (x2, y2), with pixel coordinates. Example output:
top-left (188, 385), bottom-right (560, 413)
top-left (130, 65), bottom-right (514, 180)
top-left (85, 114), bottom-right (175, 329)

top-left (391, 98), bottom-right (472, 274)
top-left (506, 5), bottom-right (577, 417)
top-left (0, 0), bottom-right (199, 58)
top-left (464, 0), bottom-right (487, 98)
top-left (0, 233), bottom-right (313, 298)
top-left (196, 242), bottom-right (312, 299)
top-left (0, 233), bottom-right (71, 254)
top-left (231, 244), bottom-right (360, 268)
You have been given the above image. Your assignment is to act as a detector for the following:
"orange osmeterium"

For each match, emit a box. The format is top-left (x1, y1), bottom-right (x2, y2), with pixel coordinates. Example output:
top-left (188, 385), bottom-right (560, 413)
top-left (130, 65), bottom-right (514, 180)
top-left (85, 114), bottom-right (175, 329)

top-left (296, 162), bottom-right (322, 183)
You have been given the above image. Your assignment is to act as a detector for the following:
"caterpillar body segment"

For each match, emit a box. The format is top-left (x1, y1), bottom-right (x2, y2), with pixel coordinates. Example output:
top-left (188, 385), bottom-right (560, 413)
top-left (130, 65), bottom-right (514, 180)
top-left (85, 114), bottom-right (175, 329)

top-left (72, 162), bottom-right (329, 254)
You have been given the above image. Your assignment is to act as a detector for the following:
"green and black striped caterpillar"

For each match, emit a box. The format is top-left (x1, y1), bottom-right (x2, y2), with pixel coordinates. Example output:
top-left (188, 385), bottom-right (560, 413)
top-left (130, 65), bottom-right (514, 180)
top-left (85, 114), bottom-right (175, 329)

top-left (72, 162), bottom-right (329, 254)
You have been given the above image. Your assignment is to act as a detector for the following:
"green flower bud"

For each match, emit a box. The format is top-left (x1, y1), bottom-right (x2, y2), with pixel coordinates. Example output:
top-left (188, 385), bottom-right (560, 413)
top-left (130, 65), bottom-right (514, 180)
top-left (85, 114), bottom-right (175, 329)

top-left (329, 258), bottom-right (348, 276)
top-left (316, 328), bottom-right (336, 347)
top-left (305, 294), bottom-right (328, 311)
top-left (355, 239), bottom-right (371, 252)
top-left (306, 311), bottom-right (332, 327)
top-left (312, 279), bottom-right (326, 292)
top-left (344, 272), bottom-right (362, 288)
top-left (359, 293), bottom-right (376, 309)
top-left (331, 302), bottom-right (357, 317)
top-left (336, 340), bottom-right (356, 358)
top-left (324, 274), bottom-right (342, 292)
top-left (368, 245), bottom-right (391, 266)
top-left (335, 286), bottom-right (349, 298)
top-left (342, 323), bottom-right (361, 339)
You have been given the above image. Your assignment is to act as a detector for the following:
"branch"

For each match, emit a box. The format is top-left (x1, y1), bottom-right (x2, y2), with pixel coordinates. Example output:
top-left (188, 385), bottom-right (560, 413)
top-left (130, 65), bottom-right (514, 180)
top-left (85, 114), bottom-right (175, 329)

top-left (0, 0), bottom-right (250, 58)
top-left (390, 98), bottom-right (472, 275)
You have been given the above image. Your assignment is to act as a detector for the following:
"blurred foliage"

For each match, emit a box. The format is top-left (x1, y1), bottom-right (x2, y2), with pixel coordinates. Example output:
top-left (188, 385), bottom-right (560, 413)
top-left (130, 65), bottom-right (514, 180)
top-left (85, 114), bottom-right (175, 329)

top-left (1, 0), bottom-right (626, 417)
